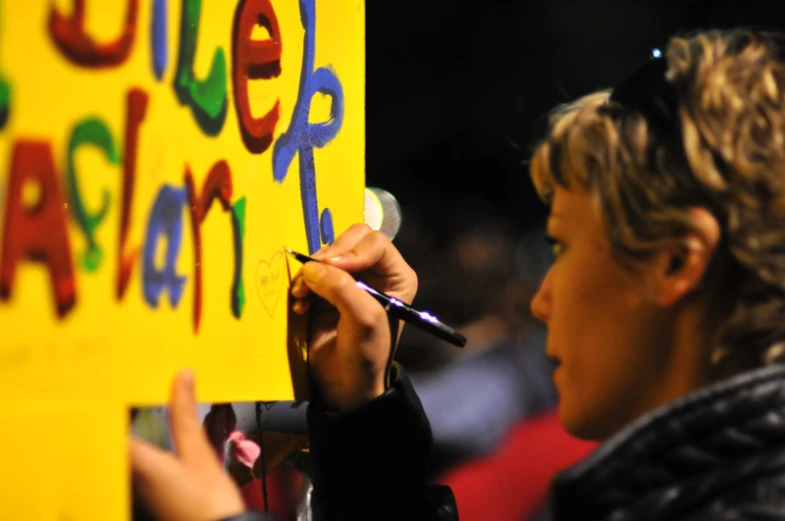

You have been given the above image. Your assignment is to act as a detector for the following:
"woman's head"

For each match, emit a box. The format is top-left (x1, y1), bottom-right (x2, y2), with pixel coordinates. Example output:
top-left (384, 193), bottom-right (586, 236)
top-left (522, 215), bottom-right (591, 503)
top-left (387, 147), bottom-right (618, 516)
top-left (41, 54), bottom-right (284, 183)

top-left (529, 29), bottom-right (785, 439)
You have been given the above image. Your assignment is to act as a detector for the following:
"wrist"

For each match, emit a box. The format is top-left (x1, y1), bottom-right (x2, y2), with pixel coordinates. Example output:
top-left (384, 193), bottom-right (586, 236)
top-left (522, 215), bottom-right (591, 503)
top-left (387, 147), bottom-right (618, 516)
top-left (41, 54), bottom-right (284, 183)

top-left (320, 379), bottom-right (386, 412)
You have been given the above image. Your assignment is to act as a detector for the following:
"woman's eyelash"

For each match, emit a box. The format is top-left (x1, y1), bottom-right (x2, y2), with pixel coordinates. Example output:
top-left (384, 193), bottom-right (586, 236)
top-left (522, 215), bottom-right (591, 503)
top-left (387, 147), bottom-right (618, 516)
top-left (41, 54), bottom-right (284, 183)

top-left (544, 234), bottom-right (564, 257)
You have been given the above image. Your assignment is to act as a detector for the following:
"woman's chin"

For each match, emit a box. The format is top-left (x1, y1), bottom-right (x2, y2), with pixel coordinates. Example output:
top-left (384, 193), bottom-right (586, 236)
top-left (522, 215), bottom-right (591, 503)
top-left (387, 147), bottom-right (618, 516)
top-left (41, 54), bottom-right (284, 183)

top-left (557, 400), bottom-right (608, 441)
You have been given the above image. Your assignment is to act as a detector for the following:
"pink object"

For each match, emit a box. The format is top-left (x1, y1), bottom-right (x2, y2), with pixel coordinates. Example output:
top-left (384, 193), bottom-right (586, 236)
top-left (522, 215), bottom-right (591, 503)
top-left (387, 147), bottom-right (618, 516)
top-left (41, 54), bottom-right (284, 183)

top-left (228, 430), bottom-right (261, 468)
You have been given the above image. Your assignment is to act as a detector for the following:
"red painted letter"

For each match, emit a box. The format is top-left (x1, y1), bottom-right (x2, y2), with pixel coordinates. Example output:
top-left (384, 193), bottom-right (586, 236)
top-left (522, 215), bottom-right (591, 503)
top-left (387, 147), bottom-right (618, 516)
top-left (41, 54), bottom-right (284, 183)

top-left (117, 88), bottom-right (148, 300)
top-left (49, 0), bottom-right (139, 68)
top-left (185, 161), bottom-right (233, 332)
top-left (1, 141), bottom-right (76, 317)
top-left (232, 0), bottom-right (282, 154)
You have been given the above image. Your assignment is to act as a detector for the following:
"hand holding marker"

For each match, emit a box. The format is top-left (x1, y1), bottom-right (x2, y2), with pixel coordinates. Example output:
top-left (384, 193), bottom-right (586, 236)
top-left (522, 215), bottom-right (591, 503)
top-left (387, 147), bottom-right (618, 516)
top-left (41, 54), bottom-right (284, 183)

top-left (287, 249), bottom-right (467, 348)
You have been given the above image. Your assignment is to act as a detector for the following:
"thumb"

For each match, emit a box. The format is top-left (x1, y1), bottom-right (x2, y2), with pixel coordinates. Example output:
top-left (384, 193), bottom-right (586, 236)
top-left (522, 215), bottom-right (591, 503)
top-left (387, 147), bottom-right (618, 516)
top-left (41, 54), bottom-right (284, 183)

top-left (130, 436), bottom-right (181, 486)
top-left (129, 437), bottom-right (209, 521)
top-left (130, 437), bottom-right (189, 516)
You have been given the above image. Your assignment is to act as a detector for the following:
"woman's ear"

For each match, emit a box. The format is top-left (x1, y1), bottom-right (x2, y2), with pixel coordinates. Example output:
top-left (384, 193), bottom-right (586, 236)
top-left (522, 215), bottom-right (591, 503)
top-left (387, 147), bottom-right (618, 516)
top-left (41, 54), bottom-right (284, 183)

top-left (649, 208), bottom-right (721, 308)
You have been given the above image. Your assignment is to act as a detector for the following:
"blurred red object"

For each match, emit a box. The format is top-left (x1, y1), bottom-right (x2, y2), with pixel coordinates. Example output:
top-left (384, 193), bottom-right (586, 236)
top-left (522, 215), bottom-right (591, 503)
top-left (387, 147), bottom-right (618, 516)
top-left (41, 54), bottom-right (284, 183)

top-left (439, 409), bottom-right (598, 521)
top-left (240, 465), bottom-right (303, 521)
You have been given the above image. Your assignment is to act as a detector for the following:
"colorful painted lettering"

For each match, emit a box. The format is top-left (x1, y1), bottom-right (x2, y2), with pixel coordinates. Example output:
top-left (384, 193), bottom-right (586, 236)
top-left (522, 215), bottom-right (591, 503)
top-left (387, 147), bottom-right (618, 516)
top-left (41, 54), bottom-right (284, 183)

top-left (0, 76), bottom-right (9, 129)
top-left (118, 89), bottom-right (149, 301)
top-left (142, 186), bottom-right (187, 309)
top-left (230, 198), bottom-right (246, 318)
top-left (0, 0), bottom-right (350, 325)
top-left (66, 117), bottom-right (120, 272)
top-left (49, 0), bottom-right (139, 68)
top-left (184, 161), bottom-right (234, 332)
top-left (151, 0), bottom-right (168, 81)
top-left (232, 0), bottom-right (282, 154)
top-left (0, 141), bottom-right (77, 317)
top-left (174, 0), bottom-right (228, 136)
top-left (272, 0), bottom-right (344, 253)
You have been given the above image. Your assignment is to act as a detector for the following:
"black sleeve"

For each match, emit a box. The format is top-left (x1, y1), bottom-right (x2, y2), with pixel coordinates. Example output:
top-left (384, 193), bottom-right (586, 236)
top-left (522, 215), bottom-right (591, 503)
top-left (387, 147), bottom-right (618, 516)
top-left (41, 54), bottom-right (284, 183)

top-left (306, 363), bottom-right (458, 521)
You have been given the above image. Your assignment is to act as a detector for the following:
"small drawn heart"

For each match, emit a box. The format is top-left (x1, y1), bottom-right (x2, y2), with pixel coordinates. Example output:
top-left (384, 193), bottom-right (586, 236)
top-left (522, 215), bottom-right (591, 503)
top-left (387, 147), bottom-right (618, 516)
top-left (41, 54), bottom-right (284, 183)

top-left (255, 251), bottom-right (285, 318)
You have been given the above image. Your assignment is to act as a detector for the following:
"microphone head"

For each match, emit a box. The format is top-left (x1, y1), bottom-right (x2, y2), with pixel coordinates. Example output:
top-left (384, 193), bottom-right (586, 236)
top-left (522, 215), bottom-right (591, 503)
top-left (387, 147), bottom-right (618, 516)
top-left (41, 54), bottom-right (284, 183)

top-left (364, 187), bottom-right (402, 240)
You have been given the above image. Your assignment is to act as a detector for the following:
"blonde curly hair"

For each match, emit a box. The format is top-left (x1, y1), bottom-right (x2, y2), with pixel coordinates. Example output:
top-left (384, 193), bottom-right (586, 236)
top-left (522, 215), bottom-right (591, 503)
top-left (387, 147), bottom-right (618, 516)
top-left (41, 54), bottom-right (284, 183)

top-left (530, 29), bottom-right (785, 366)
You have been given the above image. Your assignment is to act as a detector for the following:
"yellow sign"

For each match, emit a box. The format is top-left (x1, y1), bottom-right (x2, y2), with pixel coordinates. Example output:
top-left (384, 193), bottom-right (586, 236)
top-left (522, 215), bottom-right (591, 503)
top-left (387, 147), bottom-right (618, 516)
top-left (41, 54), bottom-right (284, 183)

top-left (0, 1), bottom-right (364, 518)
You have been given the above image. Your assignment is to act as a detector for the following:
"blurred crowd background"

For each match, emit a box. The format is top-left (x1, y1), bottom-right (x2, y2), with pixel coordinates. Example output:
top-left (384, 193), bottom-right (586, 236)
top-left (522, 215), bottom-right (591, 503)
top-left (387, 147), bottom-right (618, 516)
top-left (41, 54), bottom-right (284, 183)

top-left (370, 0), bottom-right (777, 363)
top-left (360, 1), bottom-right (785, 519)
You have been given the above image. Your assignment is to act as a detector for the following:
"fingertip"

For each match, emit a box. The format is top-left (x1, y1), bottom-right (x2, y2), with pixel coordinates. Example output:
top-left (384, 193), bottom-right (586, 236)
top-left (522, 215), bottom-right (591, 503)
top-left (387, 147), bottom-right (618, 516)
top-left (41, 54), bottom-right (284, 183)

top-left (179, 369), bottom-right (194, 388)
top-left (173, 369), bottom-right (196, 404)
top-left (169, 370), bottom-right (199, 433)
top-left (291, 276), bottom-right (310, 298)
top-left (292, 299), bottom-right (311, 314)
top-left (302, 262), bottom-right (328, 285)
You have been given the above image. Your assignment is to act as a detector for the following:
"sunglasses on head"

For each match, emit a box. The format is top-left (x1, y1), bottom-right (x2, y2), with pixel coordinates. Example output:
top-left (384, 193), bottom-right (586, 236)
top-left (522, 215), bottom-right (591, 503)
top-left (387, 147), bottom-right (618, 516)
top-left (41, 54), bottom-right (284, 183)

top-left (608, 30), bottom-right (785, 142)
top-left (607, 49), bottom-right (680, 143)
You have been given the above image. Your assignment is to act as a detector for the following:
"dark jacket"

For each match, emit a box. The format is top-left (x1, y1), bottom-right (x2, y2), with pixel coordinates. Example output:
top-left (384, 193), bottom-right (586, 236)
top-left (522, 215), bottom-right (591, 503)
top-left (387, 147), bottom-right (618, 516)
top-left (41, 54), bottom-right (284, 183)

top-left (548, 364), bottom-right (785, 521)
top-left (230, 364), bottom-right (785, 521)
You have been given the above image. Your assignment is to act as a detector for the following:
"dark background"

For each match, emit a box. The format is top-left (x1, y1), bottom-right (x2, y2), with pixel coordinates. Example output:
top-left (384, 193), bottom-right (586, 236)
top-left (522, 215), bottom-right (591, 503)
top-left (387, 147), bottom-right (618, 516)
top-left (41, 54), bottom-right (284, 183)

top-left (365, 0), bottom-right (785, 235)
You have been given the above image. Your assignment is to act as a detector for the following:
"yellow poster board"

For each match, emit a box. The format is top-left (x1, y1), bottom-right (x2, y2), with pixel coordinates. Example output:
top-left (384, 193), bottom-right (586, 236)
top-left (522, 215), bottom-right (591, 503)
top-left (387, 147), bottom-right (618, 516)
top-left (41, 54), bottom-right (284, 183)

top-left (0, 0), bottom-right (364, 518)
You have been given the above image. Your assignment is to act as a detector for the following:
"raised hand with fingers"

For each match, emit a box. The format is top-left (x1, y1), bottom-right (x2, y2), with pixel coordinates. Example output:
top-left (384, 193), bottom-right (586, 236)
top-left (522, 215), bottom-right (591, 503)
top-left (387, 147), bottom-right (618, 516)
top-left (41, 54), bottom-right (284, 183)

top-left (129, 371), bottom-right (248, 521)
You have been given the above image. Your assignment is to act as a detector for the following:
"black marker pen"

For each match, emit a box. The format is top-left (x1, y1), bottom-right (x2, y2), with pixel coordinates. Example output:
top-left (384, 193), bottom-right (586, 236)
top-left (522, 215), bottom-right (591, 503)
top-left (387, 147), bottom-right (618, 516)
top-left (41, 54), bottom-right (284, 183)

top-left (287, 249), bottom-right (467, 348)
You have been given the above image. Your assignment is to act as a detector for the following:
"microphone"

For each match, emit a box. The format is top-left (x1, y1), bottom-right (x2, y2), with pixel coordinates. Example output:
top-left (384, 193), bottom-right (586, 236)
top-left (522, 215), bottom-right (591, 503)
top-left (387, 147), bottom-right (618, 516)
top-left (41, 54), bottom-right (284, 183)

top-left (364, 187), bottom-right (402, 240)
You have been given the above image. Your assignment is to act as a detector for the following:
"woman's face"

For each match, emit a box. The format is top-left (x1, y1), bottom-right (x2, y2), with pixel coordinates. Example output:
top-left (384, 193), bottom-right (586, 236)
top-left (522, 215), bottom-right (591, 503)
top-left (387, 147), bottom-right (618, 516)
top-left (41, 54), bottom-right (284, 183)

top-left (530, 187), bottom-right (675, 440)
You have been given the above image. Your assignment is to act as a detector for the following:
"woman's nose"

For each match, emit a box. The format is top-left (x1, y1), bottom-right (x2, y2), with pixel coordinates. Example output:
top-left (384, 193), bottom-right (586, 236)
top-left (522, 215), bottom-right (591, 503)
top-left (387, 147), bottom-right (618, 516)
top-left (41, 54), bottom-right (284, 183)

top-left (530, 269), bottom-right (552, 324)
